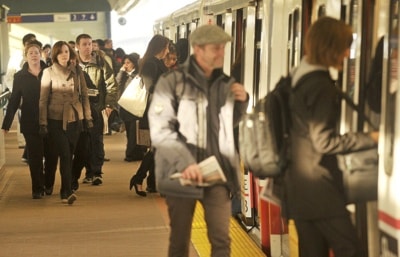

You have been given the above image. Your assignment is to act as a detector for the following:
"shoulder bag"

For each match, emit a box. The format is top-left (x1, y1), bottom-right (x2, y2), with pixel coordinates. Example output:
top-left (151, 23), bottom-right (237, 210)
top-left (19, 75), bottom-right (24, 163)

top-left (336, 87), bottom-right (378, 204)
top-left (118, 76), bottom-right (148, 118)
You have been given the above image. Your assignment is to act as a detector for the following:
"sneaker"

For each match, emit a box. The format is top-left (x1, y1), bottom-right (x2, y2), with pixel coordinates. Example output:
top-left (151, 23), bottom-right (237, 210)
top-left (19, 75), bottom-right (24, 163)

top-left (61, 198), bottom-right (68, 204)
top-left (92, 176), bottom-right (103, 186)
top-left (82, 177), bottom-right (92, 184)
top-left (67, 194), bottom-right (77, 205)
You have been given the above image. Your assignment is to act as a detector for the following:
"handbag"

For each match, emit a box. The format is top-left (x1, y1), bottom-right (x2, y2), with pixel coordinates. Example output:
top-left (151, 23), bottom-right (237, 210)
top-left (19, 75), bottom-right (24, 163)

top-left (118, 76), bottom-right (148, 118)
top-left (339, 148), bottom-right (378, 204)
top-left (136, 120), bottom-right (151, 147)
top-left (336, 87), bottom-right (378, 204)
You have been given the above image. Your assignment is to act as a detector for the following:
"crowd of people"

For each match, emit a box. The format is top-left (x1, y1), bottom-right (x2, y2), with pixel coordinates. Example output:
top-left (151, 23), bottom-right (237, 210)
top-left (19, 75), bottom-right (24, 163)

top-left (1, 18), bottom-right (380, 257)
top-left (1, 32), bottom-right (185, 204)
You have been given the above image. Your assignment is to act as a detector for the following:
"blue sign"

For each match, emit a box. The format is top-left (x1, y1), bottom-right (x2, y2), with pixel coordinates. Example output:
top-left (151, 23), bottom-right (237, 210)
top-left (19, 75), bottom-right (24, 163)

top-left (71, 13), bottom-right (97, 22)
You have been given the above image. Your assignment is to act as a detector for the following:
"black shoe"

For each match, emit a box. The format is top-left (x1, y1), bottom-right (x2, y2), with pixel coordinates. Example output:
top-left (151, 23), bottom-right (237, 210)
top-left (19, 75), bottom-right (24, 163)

top-left (44, 186), bottom-right (53, 196)
top-left (146, 187), bottom-right (157, 193)
top-left (124, 157), bottom-right (133, 162)
top-left (32, 192), bottom-right (43, 199)
top-left (130, 175), bottom-right (146, 197)
top-left (103, 157), bottom-right (110, 162)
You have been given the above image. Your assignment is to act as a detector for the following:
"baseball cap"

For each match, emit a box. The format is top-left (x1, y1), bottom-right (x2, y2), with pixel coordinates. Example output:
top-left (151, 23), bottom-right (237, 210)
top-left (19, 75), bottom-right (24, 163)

top-left (190, 25), bottom-right (231, 46)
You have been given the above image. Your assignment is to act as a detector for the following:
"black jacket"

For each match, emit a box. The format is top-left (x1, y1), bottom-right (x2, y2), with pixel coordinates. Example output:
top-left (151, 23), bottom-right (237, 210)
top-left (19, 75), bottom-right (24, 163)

top-left (2, 61), bottom-right (47, 134)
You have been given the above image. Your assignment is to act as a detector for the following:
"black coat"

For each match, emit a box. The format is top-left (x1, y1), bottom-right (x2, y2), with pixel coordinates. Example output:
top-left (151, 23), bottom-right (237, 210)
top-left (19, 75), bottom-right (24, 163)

top-left (2, 61), bottom-right (47, 134)
top-left (284, 66), bottom-right (376, 220)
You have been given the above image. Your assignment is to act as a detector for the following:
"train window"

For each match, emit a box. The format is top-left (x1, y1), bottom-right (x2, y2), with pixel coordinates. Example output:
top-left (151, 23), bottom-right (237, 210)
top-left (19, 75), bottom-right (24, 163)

top-left (383, 0), bottom-right (399, 175)
top-left (318, 5), bottom-right (326, 18)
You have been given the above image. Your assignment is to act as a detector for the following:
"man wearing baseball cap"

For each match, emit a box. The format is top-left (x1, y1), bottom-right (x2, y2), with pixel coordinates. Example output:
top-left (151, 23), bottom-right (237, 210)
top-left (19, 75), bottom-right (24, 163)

top-left (148, 24), bottom-right (249, 257)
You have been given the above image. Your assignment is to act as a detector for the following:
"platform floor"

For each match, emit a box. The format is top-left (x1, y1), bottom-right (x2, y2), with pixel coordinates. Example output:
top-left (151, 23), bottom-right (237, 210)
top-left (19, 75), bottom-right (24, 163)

top-left (0, 129), bottom-right (266, 257)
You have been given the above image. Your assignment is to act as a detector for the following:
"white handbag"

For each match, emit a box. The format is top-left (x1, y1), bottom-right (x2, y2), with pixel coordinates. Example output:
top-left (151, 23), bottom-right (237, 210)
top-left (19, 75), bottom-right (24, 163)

top-left (118, 76), bottom-right (148, 117)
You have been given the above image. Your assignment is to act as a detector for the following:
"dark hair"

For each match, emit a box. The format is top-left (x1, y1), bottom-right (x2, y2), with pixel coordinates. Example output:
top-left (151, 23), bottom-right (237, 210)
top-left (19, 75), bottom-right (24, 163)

top-left (42, 44), bottom-right (51, 50)
top-left (51, 41), bottom-right (75, 65)
top-left (68, 40), bottom-right (75, 45)
top-left (96, 39), bottom-right (105, 48)
top-left (124, 53), bottom-right (140, 70)
top-left (22, 33), bottom-right (36, 45)
top-left (139, 34), bottom-right (169, 75)
top-left (176, 38), bottom-right (189, 64)
top-left (115, 48), bottom-right (126, 59)
top-left (76, 34), bottom-right (92, 44)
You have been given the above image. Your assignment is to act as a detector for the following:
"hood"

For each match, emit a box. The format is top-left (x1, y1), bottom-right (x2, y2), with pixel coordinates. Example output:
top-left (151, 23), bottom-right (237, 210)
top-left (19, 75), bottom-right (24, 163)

top-left (291, 57), bottom-right (328, 87)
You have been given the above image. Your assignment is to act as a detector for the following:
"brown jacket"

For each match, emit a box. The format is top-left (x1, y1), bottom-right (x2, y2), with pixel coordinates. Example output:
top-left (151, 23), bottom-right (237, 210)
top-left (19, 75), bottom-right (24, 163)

top-left (39, 62), bottom-right (92, 130)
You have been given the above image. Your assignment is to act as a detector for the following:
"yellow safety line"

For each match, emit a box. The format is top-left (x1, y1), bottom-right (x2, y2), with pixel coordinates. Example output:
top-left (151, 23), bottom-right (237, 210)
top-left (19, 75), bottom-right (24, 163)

top-left (191, 203), bottom-right (266, 257)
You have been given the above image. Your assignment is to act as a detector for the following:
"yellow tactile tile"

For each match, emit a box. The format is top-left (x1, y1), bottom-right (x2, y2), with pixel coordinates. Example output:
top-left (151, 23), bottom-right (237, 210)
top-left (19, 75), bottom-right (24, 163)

top-left (191, 203), bottom-right (266, 257)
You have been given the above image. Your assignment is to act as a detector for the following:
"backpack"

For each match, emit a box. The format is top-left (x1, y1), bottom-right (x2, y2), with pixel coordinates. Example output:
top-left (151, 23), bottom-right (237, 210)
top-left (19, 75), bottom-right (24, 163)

top-left (239, 71), bottom-right (326, 178)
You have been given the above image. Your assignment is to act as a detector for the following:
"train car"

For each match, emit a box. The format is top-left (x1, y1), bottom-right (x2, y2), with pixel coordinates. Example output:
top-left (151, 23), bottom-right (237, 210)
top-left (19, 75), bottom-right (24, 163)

top-left (154, 0), bottom-right (399, 256)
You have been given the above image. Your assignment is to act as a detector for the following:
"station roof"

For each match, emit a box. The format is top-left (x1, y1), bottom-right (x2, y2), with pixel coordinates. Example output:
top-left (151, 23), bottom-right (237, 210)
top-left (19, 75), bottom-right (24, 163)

top-left (0, 0), bottom-right (140, 15)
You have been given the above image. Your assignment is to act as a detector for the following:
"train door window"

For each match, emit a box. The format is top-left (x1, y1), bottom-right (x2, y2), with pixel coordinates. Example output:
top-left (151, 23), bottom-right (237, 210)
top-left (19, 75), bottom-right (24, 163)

top-left (318, 5), bottom-right (326, 17)
top-left (383, 0), bottom-right (398, 175)
top-left (287, 8), bottom-right (301, 73)
top-left (216, 14), bottom-right (223, 26)
top-left (342, 0), bottom-right (359, 131)
top-left (253, 7), bottom-right (263, 101)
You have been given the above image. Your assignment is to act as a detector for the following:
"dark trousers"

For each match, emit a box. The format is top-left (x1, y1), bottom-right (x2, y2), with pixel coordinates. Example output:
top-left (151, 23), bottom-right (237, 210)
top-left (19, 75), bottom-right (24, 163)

top-left (134, 149), bottom-right (155, 189)
top-left (124, 119), bottom-right (143, 160)
top-left (23, 133), bottom-right (44, 194)
top-left (72, 131), bottom-right (91, 181)
top-left (48, 120), bottom-right (80, 198)
top-left (295, 215), bottom-right (361, 257)
top-left (43, 136), bottom-right (58, 189)
top-left (90, 113), bottom-right (105, 176)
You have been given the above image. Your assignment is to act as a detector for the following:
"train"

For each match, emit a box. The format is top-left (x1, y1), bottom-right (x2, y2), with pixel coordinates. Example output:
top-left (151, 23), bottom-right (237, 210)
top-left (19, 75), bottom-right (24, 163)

top-left (153, 0), bottom-right (400, 256)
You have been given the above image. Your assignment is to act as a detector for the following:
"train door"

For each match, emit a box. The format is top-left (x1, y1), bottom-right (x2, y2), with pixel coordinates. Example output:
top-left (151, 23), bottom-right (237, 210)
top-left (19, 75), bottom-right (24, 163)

top-left (341, 0), bottom-right (379, 256)
top-left (378, 0), bottom-right (400, 256)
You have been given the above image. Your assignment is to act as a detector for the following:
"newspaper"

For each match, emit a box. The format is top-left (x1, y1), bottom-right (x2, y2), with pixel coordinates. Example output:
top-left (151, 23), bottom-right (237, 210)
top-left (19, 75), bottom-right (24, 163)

top-left (170, 156), bottom-right (227, 187)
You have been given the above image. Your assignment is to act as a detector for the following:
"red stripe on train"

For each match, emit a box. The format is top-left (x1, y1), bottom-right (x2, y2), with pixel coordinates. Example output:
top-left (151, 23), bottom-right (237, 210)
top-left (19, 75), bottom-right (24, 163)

top-left (379, 210), bottom-right (400, 229)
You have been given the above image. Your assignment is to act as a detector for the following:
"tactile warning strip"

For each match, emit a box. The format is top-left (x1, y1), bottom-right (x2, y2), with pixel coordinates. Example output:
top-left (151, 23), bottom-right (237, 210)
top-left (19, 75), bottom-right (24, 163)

top-left (191, 203), bottom-right (266, 256)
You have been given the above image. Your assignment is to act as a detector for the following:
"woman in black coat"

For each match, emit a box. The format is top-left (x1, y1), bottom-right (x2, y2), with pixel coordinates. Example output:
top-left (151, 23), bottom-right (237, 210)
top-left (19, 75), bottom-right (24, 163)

top-left (129, 35), bottom-right (169, 197)
top-left (285, 17), bottom-right (379, 257)
top-left (1, 40), bottom-right (57, 199)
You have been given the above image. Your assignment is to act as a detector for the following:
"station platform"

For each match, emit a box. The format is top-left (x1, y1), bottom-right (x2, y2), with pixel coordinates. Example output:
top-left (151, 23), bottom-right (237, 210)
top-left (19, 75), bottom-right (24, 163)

top-left (0, 129), bottom-right (266, 257)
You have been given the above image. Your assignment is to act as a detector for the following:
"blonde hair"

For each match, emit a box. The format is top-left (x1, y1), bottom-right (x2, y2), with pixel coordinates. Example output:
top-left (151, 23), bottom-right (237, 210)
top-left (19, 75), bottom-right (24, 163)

top-left (305, 17), bottom-right (353, 67)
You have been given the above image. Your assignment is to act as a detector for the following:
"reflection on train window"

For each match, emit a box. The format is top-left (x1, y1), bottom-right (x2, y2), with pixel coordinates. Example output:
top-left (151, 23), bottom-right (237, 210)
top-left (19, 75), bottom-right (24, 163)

top-left (383, 0), bottom-right (398, 176)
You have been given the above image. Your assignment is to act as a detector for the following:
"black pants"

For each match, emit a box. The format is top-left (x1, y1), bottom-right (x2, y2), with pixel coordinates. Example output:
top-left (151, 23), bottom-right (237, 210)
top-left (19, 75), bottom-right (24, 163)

top-left (72, 131), bottom-right (91, 182)
top-left (48, 120), bottom-right (80, 198)
top-left (124, 119), bottom-right (144, 160)
top-left (134, 149), bottom-right (155, 189)
top-left (295, 215), bottom-right (361, 257)
top-left (23, 133), bottom-right (58, 194)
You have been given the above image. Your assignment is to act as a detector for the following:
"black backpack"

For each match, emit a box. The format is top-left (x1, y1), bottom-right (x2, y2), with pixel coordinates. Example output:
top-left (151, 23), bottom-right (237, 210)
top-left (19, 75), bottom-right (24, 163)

top-left (239, 71), bottom-right (326, 178)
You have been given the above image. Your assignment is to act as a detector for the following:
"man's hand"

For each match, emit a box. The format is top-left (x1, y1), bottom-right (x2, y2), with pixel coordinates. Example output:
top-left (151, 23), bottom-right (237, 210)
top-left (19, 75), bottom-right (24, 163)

top-left (181, 164), bottom-right (203, 185)
top-left (231, 82), bottom-right (248, 102)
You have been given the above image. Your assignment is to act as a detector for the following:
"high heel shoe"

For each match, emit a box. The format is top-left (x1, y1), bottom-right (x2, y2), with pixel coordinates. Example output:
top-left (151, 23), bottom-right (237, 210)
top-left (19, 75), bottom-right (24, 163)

top-left (129, 175), bottom-right (147, 197)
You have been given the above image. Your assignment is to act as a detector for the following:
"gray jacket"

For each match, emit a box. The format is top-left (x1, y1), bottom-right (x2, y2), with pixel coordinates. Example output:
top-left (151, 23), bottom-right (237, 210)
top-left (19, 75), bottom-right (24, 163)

top-left (148, 57), bottom-right (248, 198)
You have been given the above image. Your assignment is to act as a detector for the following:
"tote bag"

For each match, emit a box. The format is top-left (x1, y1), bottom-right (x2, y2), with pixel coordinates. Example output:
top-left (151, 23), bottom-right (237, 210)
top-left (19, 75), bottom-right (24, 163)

top-left (118, 76), bottom-right (148, 117)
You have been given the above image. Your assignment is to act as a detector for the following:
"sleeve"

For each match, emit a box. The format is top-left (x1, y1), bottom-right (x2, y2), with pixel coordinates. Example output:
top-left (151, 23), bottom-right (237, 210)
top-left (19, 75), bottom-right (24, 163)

top-left (141, 61), bottom-right (158, 93)
top-left (1, 74), bottom-right (22, 130)
top-left (148, 72), bottom-right (196, 173)
top-left (39, 68), bottom-right (51, 126)
top-left (307, 82), bottom-right (376, 154)
top-left (79, 71), bottom-right (92, 120)
top-left (102, 59), bottom-right (118, 109)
